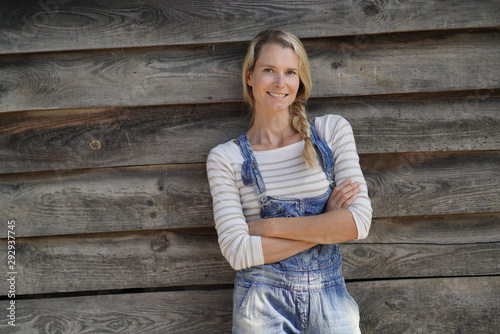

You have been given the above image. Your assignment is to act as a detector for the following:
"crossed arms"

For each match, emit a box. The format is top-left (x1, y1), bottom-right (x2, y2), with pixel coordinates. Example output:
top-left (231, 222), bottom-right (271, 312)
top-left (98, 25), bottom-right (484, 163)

top-left (248, 179), bottom-right (360, 264)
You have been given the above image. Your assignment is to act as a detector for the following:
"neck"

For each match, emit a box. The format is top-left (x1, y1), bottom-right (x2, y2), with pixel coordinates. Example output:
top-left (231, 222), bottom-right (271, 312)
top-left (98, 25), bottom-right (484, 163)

top-left (247, 110), bottom-right (300, 150)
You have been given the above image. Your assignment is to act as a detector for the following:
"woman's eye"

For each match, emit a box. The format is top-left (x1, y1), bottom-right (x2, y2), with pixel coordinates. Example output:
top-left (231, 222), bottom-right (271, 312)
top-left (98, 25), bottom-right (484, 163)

top-left (264, 68), bottom-right (273, 73)
top-left (287, 71), bottom-right (297, 75)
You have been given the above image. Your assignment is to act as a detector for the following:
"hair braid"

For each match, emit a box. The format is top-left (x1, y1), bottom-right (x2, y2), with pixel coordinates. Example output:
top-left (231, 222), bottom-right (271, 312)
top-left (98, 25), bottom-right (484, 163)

top-left (290, 101), bottom-right (319, 169)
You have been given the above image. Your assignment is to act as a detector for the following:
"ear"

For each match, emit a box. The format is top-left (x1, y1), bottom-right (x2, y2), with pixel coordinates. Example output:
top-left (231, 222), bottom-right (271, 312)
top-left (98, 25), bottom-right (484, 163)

top-left (246, 70), bottom-right (253, 87)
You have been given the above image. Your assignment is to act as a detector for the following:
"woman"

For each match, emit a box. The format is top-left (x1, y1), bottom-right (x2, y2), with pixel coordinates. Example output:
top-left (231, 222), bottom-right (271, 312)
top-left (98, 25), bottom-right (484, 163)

top-left (207, 28), bottom-right (372, 333)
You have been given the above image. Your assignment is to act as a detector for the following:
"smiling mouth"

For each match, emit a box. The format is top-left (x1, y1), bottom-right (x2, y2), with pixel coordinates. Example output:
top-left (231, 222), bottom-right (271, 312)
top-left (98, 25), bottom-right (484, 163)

top-left (268, 92), bottom-right (288, 98)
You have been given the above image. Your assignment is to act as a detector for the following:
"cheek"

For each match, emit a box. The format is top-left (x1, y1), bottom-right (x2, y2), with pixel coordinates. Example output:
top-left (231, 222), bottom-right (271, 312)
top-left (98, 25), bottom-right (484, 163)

top-left (253, 74), bottom-right (268, 88)
top-left (289, 79), bottom-right (300, 94)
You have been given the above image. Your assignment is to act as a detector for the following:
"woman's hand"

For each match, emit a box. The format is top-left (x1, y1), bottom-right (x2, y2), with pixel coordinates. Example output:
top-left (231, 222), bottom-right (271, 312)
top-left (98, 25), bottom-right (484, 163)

top-left (325, 179), bottom-right (360, 212)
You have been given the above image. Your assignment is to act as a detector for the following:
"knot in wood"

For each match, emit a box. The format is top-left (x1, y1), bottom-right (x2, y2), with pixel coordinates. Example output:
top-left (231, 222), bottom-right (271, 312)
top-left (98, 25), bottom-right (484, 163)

top-left (353, 247), bottom-right (371, 258)
top-left (363, 4), bottom-right (380, 16)
top-left (151, 234), bottom-right (169, 252)
top-left (90, 140), bottom-right (101, 151)
top-left (331, 61), bottom-right (342, 70)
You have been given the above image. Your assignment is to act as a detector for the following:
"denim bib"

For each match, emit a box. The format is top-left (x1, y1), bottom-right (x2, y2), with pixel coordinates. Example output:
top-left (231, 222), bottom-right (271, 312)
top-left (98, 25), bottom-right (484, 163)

top-left (236, 120), bottom-right (341, 272)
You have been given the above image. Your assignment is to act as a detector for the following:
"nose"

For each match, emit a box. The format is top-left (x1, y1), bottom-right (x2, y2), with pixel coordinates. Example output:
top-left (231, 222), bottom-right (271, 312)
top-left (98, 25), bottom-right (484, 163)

top-left (274, 73), bottom-right (285, 88)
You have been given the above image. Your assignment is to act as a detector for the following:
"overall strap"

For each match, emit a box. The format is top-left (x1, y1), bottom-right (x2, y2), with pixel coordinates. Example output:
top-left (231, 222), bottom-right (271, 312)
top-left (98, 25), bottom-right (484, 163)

top-left (236, 133), bottom-right (267, 195)
top-left (308, 120), bottom-right (335, 185)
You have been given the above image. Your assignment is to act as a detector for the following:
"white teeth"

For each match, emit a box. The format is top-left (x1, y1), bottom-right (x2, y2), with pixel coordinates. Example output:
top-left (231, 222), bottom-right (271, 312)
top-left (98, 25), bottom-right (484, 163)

top-left (269, 92), bottom-right (287, 97)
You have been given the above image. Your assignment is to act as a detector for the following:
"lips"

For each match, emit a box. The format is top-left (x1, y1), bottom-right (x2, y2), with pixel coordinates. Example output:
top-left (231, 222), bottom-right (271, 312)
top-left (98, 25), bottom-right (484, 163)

top-left (268, 92), bottom-right (288, 98)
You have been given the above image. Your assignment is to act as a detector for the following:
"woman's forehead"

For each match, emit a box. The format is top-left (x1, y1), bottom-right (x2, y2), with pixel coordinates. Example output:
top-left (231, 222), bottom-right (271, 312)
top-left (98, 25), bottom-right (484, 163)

top-left (255, 43), bottom-right (298, 67)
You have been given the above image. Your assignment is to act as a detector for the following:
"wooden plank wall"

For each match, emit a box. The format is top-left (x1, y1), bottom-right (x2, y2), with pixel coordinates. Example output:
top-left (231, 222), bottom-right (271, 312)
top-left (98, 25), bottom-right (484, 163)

top-left (1, 0), bottom-right (499, 332)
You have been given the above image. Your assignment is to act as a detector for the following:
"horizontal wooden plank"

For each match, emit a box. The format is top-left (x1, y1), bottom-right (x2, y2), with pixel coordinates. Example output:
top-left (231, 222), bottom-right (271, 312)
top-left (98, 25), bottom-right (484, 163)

top-left (342, 242), bottom-right (500, 281)
top-left (1, 89), bottom-right (498, 174)
top-left (1, 29), bottom-right (499, 112)
top-left (308, 29), bottom-right (500, 99)
top-left (0, 165), bottom-right (214, 237)
top-left (1, 151), bottom-right (499, 238)
top-left (0, 289), bottom-right (234, 333)
top-left (1, 277), bottom-right (498, 333)
top-left (0, 228), bottom-right (498, 295)
top-left (0, 102), bottom-right (249, 174)
top-left (350, 276), bottom-right (500, 333)
top-left (363, 150), bottom-right (500, 217)
top-left (354, 212), bottom-right (500, 244)
top-left (309, 90), bottom-right (500, 155)
top-left (2, 0), bottom-right (499, 54)
top-left (0, 229), bottom-right (234, 295)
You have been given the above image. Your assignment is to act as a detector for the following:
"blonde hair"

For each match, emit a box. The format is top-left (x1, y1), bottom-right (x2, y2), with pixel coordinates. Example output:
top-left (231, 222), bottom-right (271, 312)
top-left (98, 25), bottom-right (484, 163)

top-left (242, 28), bottom-right (318, 169)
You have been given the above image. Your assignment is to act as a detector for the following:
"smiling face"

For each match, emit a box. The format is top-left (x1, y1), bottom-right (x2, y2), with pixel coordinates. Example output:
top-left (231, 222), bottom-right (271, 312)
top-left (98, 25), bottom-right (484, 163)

top-left (246, 43), bottom-right (300, 115)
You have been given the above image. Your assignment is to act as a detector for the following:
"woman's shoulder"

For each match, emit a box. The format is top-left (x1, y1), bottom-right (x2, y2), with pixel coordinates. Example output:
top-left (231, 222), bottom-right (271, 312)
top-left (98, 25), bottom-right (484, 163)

top-left (207, 139), bottom-right (242, 164)
top-left (314, 114), bottom-right (348, 126)
top-left (313, 114), bottom-right (351, 140)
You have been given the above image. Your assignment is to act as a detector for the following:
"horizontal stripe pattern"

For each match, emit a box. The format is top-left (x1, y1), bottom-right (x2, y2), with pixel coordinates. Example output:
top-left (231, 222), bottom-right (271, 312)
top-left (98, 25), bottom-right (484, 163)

top-left (207, 115), bottom-right (372, 270)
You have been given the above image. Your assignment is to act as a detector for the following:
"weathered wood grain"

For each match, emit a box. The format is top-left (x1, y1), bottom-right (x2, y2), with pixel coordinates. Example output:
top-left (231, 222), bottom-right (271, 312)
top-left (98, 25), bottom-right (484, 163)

top-left (0, 229), bottom-right (234, 295)
top-left (0, 228), bottom-right (498, 295)
top-left (2, 0), bottom-right (499, 54)
top-left (0, 277), bottom-right (497, 333)
top-left (309, 90), bottom-right (500, 155)
top-left (0, 165), bottom-right (214, 237)
top-left (342, 242), bottom-right (500, 280)
top-left (308, 29), bottom-right (500, 99)
top-left (1, 90), bottom-right (498, 174)
top-left (349, 276), bottom-right (500, 333)
top-left (0, 102), bottom-right (249, 174)
top-left (353, 212), bottom-right (500, 244)
top-left (1, 151), bottom-right (499, 238)
top-left (363, 150), bottom-right (500, 217)
top-left (1, 29), bottom-right (499, 113)
top-left (0, 289), bottom-right (234, 334)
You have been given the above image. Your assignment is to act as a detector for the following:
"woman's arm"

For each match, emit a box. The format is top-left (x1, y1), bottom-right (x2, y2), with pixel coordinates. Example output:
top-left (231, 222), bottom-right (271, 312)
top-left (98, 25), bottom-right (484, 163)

top-left (248, 179), bottom-right (360, 245)
top-left (250, 209), bottom-right (358, 245)
top-left (256, 179), bottom-right (360, 261)
top-left (207, 145), bottom-right (265, 270)
top-left (316, 115), bottom-right (373, 240)
top-left (260, 237), bottom-right (317, 264)
top-left (250, 179), bottom-right (360, 245)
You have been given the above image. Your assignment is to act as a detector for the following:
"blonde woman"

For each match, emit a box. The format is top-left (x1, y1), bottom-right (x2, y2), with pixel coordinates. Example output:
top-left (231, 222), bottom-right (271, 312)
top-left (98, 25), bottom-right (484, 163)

top-left (207, 28), bottom-right (372, 333)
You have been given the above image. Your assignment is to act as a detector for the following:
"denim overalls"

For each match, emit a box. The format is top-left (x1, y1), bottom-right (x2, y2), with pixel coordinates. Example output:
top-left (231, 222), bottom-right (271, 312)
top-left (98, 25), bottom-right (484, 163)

top-left (233, 121), bottom-right (360, 333)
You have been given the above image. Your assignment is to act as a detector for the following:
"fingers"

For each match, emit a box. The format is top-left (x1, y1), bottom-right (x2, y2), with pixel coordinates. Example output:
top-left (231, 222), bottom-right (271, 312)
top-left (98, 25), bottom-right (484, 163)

top-left (331, 187), bottom-right (359, 209)
top-left (331, 179), bottom-right (360, 202)
top-left (326, 179), bottom-right (361, 211)
top-left (340, 189), bottom-right (359, 209)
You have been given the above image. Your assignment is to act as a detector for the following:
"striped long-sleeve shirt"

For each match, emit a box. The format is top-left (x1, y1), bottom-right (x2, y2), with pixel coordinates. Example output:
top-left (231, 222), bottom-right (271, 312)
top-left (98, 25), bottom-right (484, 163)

top-left (206, 115), bottom-right (372, 270)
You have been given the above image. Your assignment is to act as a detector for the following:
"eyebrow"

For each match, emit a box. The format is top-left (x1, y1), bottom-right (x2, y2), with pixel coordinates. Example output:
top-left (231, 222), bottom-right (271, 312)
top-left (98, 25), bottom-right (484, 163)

top-left (260, 64), bottom-right (298, 71)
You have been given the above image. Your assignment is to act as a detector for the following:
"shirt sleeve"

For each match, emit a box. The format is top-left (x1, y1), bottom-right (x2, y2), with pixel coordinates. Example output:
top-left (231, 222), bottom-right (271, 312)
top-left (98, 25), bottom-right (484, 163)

top-left (206, 144), bottom-right (265, 270)
top-left (316, 115), bottom-right (373, 239)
